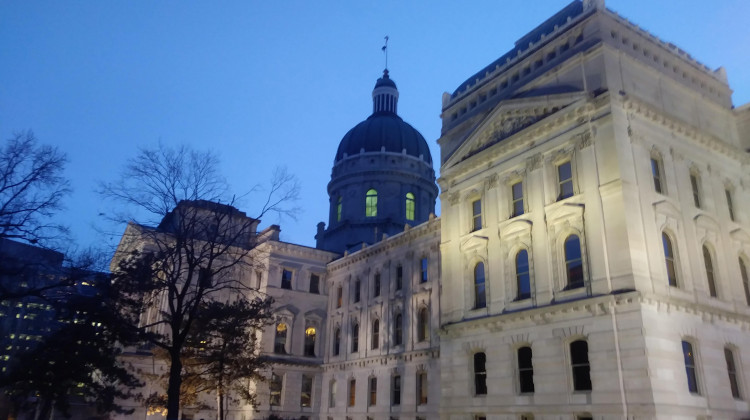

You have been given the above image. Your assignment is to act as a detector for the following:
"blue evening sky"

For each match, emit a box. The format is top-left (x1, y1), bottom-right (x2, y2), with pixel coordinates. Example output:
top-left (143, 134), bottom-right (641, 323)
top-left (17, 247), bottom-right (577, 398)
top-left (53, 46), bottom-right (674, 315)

top-left (1, 1), bottom-right (748, 253)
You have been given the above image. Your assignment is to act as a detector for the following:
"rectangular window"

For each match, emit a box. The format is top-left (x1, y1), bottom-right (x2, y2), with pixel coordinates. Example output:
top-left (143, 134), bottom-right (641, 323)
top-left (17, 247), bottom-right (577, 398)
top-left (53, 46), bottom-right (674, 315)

top-left (349, 379), bottom-right (356, 406)
top-left (354, 280), bottom-right (361, 302)
top-left (391, 375), bottom-right (401, 406)
top-left (511, 181), bottom-right (524, 217)
top-left (281, 269), bottom-right (293, 290)
top-left (420, 258), bottom-right (428, 283)
top-left (301, 375), bottom-right (313, 407)
top-left (690, 174), bottom-right (701, 208)
top-left (373, 273), bottom-right (381, 297)
top-left (310, 274), bottom-right (320, 294)
top-left (570, 340), bottom-right (591, 391)
top-left (417, 371), bottom-right (428, 405)
top-left (683, 340), bottom-right (699, 394)
top-left (472, 199), bottom-right (482, 231)
top-left (726, 189), bottom-right (735, 221)
top-left (329, 380), bottom-right (336, 407)
top-left (336, 286), bottom-right (342, 308)
top-left (369, 377), bottom-right (377, 406)
top-left (270, 373), bottom-right (283, 406)
top-left (395, 265), bottom-right (403, 291)
top-left (518, 346), bottom-right (535, 393)
top-left (725, 348), bottom-right (741, 399)
top-left (558, 161), bottom-right (574, 200)
top-left (651, 158), bottom-right (663, 194)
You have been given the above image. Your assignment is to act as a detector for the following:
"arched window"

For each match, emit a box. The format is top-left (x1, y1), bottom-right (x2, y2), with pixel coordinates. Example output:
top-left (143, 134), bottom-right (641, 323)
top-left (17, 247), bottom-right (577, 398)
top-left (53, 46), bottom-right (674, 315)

top-left (274, 323), bottom-right (287, 354)
top-left (417, 307), bottom-right (429, 342)
top-left (333, 327), bottom-right (341, 356)
top-left (682, 340), bottom-right (699, 394)
top-left (564, 235), bottom-right (583, 288)
top-left (740, 258), bottom-right (750, 306)
top-left (406, 192), bottom-right (415, 221)
top-left (351, 322), bottom-right (359, 353)
top-left (304, 326), bottom-right (316, 357)
top-left (393, 312), bottom-right (403, 346)
top-left (337, 196), bottom-right (343, 222)
top-left (518, 346), bottom-right (534, 393)
top-left (570, 340), bottom-right (591, 391)
top-left (372, 319), bottom-right (379, 349)
top-left (365, 189), bottom-right (378, 217)
top-left (474, 352), bottom-right (487, 395)
top-left (516, 249), bottom-right (531, 300)
top-left (702, 245), bottom-right (717, 297)
top-left (662, 233), bottom-right (678, 287)
top-left (474, 262), bottom-right (486, 309)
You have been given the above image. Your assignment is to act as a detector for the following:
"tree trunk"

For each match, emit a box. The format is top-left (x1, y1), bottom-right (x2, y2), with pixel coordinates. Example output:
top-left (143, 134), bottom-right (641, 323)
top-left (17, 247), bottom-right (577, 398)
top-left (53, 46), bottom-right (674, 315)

top-left (216, 387), bottom-right (225, 420)
top-left (165, 350), bottom-right (183, 420)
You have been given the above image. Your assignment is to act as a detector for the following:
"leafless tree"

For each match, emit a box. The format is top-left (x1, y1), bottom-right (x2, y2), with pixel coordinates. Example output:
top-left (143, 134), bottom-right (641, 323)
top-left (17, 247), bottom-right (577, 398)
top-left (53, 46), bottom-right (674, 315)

top-left (0, 130), bottom-right (70, 245)
top-left (101, 143), bottom-right (298, 420)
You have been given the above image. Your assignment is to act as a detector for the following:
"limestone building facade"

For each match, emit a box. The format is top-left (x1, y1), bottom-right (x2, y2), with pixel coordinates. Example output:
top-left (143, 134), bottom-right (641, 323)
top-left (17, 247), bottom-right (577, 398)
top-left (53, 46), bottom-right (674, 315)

top-left (112, 1), bottom-right (750, 419)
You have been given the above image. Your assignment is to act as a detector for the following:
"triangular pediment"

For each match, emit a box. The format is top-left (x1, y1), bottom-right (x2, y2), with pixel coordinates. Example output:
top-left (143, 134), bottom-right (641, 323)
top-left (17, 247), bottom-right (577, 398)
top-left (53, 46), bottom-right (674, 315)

top-left (443, 91), bottom-right (586, 170)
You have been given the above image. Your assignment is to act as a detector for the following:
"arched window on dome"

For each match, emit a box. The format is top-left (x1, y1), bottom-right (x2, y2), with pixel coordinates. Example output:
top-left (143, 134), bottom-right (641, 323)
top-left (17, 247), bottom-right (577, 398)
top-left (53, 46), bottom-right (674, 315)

top-left (337, 196), bottom-right (342, 222)
top-left (406, 192), bottom-right (415, 221)
top-left (366, 189), bottom-right (378, 217)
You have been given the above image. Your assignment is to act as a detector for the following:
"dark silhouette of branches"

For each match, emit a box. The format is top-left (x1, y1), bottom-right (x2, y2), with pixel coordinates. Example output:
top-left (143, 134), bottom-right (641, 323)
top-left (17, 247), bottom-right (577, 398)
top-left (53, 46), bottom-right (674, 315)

top-left (0, 130), bottom-right (70, 245)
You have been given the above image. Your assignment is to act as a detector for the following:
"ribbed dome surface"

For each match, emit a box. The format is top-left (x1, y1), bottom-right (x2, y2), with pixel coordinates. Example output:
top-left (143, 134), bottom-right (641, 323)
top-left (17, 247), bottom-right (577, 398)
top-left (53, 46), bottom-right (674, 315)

top-left (335, 113), bottom-right (432, 164)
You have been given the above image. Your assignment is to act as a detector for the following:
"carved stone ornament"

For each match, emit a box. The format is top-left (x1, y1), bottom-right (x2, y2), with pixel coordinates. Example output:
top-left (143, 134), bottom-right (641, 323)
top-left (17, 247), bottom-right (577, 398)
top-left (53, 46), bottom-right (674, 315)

top-left (485, 174), bottom-right (498, 190)
top-left (448, 192), bottom-right (460, 205)
top-left (526, 153), bottom-right (542, 171)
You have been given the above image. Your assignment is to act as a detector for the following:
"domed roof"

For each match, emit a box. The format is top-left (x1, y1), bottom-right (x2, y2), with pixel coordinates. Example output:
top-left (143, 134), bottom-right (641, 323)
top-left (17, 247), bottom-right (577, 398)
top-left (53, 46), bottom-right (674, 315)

top-left (335, 113), bottom-right (432, 164)
top-left (334, 70), bottom-right (433, 165)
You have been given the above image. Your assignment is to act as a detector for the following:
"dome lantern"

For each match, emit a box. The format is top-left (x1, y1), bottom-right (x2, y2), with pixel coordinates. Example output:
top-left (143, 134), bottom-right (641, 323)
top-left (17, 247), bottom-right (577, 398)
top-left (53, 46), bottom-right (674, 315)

top-left (372, 69), bottom-right (399, 114)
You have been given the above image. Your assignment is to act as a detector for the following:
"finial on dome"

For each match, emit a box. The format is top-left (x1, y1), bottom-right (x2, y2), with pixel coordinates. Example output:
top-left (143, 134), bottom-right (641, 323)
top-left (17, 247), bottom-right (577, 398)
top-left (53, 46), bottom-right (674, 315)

top-left (382, 35), bottom-right (389, 71)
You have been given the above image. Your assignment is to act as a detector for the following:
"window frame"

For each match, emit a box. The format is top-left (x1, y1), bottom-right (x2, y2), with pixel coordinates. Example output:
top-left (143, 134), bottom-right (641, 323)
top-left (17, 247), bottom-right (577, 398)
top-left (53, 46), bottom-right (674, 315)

top-left (371, 319), bottom-right (379, 349)
top-left (570, 339), bottom-right (592, 391)
top-left (300, 374), bottom-right (313, 408)
top-left (373, 273), bottom-right (381, 298)
top-left (474, 352), bottom-right (487, 396)
top-left (563, 235), bottom-right (584, 289)
top-left (420, 258), bottom-right (429, 283)
top-left (662, 232), bottom-right (679, 287)
top-left (557, 160), bottom-right (574, 200)
top-left (304, 326), bottom-right (317, 357)
top-left (740, 257), bottom-right (750, 306)
top-left (725, 347), bottom-right (742, 399)
top-left (517, 346), bottom-right (535, 394)
top-left (333, 326), bottom-right (341, 356)
top-left (690, 172), bottom-right (702, 208)
top-left (281, 269), bottom-right (293, 290)
top-left (391, 374), bottom-right (402, 406)
top-left (472, 199), bottom-right (482, 231)
top-left (393, 311), bottom-right (403, 346)
top-left (329, 379), bottom-right (336, 408)
top-left (309, 274), bottom-right (320, 294)
top-left (651, 155), bottom-right (665, 194)
top-left (682, 340), bottom-right (700, 394)
top-left (274, 323), bottom-right (288, 354)
top-left (416, 371), bottom-right (428, 405)
top-left (348, 378), bottom-right (356, 407)
top-left (365, 189), bottom-right (378, 217)
top-left (406, 192), bottom-right (415, 221)
top-left (395, 265), bottom-right (403, 291)
top-left (515, 249), bottom-right (531, 300)
top-left (474, 262), bottom-right (487, 309)
top-left (369, 377), bottom-right (377, 406)
top-left (417, 307), bottom-right (429, 342)
top-left (269, 372), bottom-right (283, 406)
top-left (726, 188), bottom-right (735, 221)
top-left (351, 321), bottom-right (359, 353)
top-left (336, 196), bottom-right (343, 222)
top-left (702, 244), bottom-right (718, 298)
top-left (511, 180), bottom-right (524, 217)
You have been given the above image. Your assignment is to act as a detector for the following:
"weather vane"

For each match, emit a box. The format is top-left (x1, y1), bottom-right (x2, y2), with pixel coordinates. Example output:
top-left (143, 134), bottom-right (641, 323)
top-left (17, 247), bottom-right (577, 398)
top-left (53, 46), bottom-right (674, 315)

top-left (382, 35), bottom-right (389, 70)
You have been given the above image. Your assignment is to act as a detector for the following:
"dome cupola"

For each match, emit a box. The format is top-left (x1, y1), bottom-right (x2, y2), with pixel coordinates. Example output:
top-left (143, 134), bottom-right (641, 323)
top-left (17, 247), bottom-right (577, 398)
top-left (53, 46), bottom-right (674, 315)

top-left (316, 70), bottom-right (439, 254)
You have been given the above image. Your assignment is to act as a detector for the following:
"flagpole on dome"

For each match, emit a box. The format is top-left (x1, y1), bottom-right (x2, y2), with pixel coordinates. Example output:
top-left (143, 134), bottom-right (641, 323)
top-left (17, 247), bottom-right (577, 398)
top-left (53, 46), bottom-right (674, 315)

top-left (382, 35), bottom-right (389, 72)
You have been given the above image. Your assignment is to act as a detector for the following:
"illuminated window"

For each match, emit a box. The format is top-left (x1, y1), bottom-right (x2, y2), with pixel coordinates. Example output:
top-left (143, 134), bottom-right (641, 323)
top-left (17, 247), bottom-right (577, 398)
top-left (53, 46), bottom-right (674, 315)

top-left (557, 161), bottom-right (574, 200)
top-left (662, 233), bottom-right (678, 287)
top-left (564, 235), bottom-right (583, 288)
top-left (372, 319), bottom-right (379, 349)
top-left (369, 377), bottom-right (377, 406)
top-left (474, 262), bottom-right (486, 309)
top-left (417, 307), bottom-right (429, 342)
top-left (518, 346), bottom-right (534, 393)
top-left (366, 189), bottom-right (378, 217)
top-left (393, 312), bottom-right (403, 346)
top-left (304, 326), bottom-right (316, 357)
top-left (391, 375), bottom-right (401, 406)
top-left (472, 199), bottom-right (482, 231)
top-left (725, 347), bottom-right (741, 399)
top-left (406, 192), bottom-right (415, 221)
top-left (516, 250), bottom-right (531, 300)
top-left (651, 157), bottom-right (664, 194)
top-left (512, 181), bottom-right (524, 217)
top-left (333, 327), bottom-right (341, 356)
top-left (416, 371), bottom-right (428, 405)
top-left (474, 352), bottom-right (487, 395)
top-left (570, 340), bottom-right (591, 391)
top-left (740, 258), bottom-right (750, 306)
top-left (690, 173), bottom-right (701, 208)
top-left (336, 286), bottom-right (343, 308)
top-left (274, 323), bottom-right (287, 354)
top-left (337, 196), bottom-right (343, 222)
top-left (301, 375), bottom-right (313, 407)
top-left (702, 245), bottom-right (717, 297)
top-left (682, 340), bottom-right (699, 394)
top-left (270, 373), bottom-right (282, 406)
top-left (349, 378), bottom-right (356, 406)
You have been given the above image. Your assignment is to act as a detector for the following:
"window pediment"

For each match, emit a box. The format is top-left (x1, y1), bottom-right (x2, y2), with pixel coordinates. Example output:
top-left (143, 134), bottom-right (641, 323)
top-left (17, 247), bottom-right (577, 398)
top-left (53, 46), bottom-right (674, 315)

top-left (460, 235), bottom-right (489, 252)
